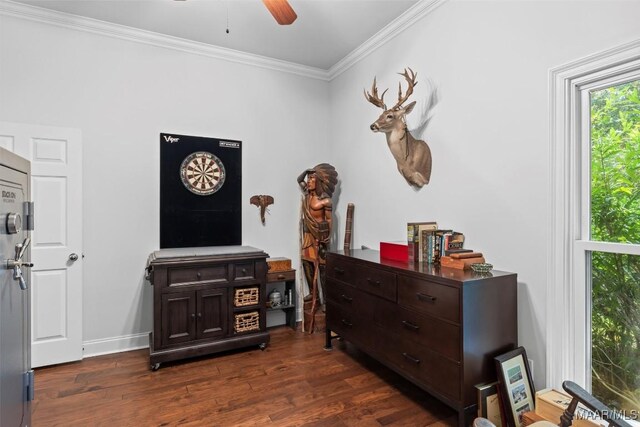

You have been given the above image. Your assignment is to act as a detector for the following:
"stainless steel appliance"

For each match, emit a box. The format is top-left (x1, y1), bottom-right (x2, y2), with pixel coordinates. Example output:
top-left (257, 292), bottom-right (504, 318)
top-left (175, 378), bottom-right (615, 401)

top-left (0, 147), bottom-right (34, 426)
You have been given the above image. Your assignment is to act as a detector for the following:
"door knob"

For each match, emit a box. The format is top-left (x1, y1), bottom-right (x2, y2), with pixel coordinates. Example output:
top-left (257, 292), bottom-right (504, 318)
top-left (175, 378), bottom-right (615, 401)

top-left (69, 253), bottom-right (79, 261)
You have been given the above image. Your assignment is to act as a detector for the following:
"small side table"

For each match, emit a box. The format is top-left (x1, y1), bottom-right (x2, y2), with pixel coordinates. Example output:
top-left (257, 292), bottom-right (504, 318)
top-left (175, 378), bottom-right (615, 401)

top-left (266, 269), bottom-right (296, 329)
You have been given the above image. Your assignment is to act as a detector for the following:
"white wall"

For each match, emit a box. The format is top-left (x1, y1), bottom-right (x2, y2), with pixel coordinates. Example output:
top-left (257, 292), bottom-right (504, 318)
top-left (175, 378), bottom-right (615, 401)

top-left (328, 0), bottom-right (640, 388)
top-left (0, 15), bottom-right (329, 350)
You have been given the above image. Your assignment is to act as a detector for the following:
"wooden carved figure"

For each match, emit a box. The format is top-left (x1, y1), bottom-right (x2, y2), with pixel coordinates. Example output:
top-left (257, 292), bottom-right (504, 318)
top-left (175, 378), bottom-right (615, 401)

top-left (297, 163), bottom-right (338, 333)
top-left (365, 68), bottom-right (432, 188)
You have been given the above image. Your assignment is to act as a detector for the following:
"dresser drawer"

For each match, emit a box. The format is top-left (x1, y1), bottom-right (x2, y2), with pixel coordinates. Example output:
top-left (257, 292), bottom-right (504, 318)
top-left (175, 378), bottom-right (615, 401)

top-left (167, 264), bottom-right (229, 287)
top-left (326, 255), bottom-right (357, 284)
top-left (233, 262), bottom-right (256, 281)
top-left (390, 307), bottom-right (460, 361)
top-left (266, 270), bottom-right (295, 283)
top-left (355, 265), bottom-right (397, 302)
top-left (326, 302), bottom-right (375, 351)
top-left (326, 279), bottom-right (376, 319)
top-left (382, 334), bottom-right (460, 400)
top-left (397, 276), bottom-right (459, 323)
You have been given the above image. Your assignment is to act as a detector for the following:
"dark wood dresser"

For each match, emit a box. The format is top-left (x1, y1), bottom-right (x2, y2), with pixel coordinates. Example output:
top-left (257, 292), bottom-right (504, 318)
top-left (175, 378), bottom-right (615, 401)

top-left (325, 249), bottom-right (517, 426)
top-left (145, 246), bottom-right (270, 370)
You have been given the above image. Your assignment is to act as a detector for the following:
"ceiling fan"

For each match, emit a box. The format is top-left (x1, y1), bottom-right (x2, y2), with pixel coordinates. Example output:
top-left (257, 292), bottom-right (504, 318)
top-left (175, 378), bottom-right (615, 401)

top-left (262, 0), bottom-right (297, 25)
top-left (174, 0), bottom-right (297, 26)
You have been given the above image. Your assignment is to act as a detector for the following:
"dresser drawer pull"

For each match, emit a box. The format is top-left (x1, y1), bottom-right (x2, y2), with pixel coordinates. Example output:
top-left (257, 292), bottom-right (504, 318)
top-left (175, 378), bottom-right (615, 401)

top-left (402, 320), bottom-right (420, 331)
top-left (367, 278), bottom-right (381, 286)
top-left (241, 268), bottom-right (247, 274)
top-left (417, 293), bottom-right (437, 302)
top-left (341, 319), bottom-right (353, 328)
top-left (402, 352), bottom-right (421, 364)
top-left (191, 313), bottom-right (196, 320)
top-left (341, 294), bottom-right (353, 303)
top-left (276, 274), bottom-right (286, 280)
top-left (334, 267), bottom-right (345, 275)
top-left (196, 272), bottom-right (201, 279)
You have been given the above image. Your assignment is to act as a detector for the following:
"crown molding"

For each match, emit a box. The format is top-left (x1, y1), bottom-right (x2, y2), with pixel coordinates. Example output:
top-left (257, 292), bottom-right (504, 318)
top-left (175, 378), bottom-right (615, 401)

top-left (0, 0), bottom-right (447, 82)
top-left (0, 0), bottom-right (330, 81)
top-left (327, 0), bottom-right (448, 81)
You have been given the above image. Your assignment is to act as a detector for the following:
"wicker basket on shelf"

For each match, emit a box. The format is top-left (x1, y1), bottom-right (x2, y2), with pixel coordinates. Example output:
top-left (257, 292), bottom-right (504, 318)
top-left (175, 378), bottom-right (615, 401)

top-left (234, 311), bottom-right (260, 333)
top-left (233, 287), bottom-right (259, 307)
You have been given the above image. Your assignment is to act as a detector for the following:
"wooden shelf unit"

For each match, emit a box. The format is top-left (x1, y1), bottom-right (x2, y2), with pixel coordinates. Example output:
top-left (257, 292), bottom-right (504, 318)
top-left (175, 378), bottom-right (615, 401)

top-left (266, 269), bottom-right (297, 329)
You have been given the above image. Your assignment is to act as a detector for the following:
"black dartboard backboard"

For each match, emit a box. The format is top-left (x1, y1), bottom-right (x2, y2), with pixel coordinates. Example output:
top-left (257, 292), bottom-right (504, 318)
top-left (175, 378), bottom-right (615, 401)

top-left (160, 133), bottom-right (241, 248)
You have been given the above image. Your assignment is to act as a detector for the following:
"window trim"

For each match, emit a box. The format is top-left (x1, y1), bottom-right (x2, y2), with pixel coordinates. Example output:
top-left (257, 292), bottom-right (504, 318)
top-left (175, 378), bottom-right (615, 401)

top-left (547, 38), bottom-right (640, 389)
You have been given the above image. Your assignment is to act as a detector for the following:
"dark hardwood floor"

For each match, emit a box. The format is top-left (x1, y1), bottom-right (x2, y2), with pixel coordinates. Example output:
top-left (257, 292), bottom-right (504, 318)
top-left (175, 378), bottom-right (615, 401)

top-left (33, 327), bottom-right (457, 426)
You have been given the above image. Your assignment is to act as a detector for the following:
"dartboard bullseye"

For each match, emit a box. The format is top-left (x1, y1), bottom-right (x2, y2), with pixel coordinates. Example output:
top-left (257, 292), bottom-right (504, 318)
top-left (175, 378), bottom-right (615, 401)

top-left (180, 151), bottom-right (226, 195)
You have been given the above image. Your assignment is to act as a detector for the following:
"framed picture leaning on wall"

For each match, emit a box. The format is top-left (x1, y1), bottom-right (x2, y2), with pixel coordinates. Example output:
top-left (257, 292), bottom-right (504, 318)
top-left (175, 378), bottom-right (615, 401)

top-left (495, 347), bottom-right (536, 427)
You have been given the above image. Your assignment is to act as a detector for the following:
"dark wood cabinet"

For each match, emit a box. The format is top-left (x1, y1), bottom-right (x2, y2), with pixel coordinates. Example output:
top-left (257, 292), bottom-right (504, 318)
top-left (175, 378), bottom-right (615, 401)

top-left (325, 249), bottom-right (517, 426)
top-left (146, 246), bottom-right (270, 370)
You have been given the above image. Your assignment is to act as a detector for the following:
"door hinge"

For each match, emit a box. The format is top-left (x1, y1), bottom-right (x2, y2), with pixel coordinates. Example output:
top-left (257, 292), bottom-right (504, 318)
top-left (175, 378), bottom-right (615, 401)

top-left (24, 369), bottom-right (34, 401)
top-left (23, 202), bottom-right (34, 231)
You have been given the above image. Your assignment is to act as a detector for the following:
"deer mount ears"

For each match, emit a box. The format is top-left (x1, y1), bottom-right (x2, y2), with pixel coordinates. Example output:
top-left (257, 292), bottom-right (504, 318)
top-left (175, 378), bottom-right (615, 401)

top-left (399, 100), bottom-right (417, 115)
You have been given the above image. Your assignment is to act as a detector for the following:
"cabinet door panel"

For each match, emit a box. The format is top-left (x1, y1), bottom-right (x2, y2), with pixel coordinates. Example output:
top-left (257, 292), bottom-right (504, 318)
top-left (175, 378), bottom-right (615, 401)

top-left (197, 288), bottom-right (228, 339)
top-left (162, 292), bottom-right (196, 346)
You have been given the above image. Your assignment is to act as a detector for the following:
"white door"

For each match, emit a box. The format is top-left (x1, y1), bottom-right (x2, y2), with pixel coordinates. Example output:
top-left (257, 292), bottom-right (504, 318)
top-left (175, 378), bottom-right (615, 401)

top-left (0, 122), bottom-right (82, 367)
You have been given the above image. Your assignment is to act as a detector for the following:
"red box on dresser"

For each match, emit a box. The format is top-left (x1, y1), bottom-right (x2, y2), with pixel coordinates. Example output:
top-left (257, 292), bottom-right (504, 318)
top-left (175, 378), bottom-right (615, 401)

top-left (379, 241), bottom-right (408, 262)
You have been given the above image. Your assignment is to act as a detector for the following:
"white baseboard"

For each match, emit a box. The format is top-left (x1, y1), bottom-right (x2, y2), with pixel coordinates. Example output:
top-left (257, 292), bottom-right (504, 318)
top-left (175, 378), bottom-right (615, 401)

top-left (83, 332), bottom-right (150, 358)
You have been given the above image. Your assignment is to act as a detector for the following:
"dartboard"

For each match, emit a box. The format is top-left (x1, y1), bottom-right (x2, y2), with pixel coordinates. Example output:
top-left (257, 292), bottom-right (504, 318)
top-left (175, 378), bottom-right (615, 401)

top-left (180, 151), bottom-right (226, 196)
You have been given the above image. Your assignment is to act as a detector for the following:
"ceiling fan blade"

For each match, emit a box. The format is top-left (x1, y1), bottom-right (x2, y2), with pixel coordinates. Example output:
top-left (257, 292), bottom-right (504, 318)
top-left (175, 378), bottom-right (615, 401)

top-left (262, 0), bottom-right (297, 25)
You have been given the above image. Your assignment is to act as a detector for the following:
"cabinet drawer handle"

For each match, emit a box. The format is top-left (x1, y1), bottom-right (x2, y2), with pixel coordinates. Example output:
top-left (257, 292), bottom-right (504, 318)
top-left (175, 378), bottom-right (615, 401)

top-left (417, 293), bottom-right (436, 302)
top-left (402, 320), bottom-right (420, 331)
top-left (277, 274), bottom-right (286, 280)
top-left (334, 267), bottom-right (345, 275)
top-left (242, 268), bottom-right (247, 274)
top-left (191, 313), bottom-right (196, 320)
top-left (341, 319), bottom-right (353, 328)
top-left (197, 312), bottom-right (202, 318)
top-left (367, 278), bottom-right (381, 286)
top-left (341, 294), bottom-right (353, 303)
top-left (402, 352), bottom-right (421, 364)
top-left (196, 272), bottom-right (201, 279)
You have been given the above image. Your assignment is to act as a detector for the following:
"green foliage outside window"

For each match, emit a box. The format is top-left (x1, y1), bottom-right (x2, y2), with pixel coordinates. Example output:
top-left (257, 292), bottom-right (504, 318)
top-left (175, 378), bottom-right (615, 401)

top-left (590, 79), bottom-right (640, 412)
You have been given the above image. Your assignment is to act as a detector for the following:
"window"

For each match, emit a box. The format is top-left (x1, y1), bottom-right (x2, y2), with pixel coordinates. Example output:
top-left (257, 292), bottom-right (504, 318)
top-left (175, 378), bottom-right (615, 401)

top-left (588, 80), bottom-right (640, 411)
top-left (548, 40), bottom-right (640, 411)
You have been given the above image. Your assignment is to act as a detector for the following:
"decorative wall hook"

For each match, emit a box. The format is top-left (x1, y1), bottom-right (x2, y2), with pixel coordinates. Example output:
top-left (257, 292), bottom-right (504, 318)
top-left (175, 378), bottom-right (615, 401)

top-left (250, 195), bottom-right (274, 225)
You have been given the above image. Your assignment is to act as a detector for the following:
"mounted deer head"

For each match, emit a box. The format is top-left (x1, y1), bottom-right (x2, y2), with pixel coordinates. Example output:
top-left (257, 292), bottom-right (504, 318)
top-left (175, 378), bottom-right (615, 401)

top-left (365, 68), bottom-right (432, 188)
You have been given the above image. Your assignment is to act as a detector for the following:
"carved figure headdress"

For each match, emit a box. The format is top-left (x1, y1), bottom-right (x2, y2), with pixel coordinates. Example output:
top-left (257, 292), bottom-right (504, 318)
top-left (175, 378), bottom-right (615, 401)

top-left (311, 163), bottom-right (338, 198)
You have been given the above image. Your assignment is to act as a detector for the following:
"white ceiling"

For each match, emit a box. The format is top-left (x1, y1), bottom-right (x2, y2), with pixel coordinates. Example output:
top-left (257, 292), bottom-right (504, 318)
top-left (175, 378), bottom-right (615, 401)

top-left (11, 0), bottom-right (420, 70)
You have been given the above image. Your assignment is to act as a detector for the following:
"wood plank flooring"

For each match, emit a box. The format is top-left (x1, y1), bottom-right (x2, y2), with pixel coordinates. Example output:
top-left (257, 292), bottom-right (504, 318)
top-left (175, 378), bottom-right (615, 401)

top-left (33, 327), bottom-right (457, 426)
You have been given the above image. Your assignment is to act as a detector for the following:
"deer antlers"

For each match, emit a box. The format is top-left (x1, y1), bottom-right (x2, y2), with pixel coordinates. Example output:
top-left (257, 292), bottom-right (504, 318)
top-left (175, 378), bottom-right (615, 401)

top-left (364, 77), bottom-right (388, 110)
top-left (364, 67), bottom-right (418, 111)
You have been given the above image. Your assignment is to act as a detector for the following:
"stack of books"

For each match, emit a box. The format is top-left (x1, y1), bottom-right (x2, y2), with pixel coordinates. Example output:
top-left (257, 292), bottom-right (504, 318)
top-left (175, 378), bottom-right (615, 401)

top-left (440, 252), bottom-right (485, 270)
top-left (535, 389), bottom-right (599, 427)
top-left (407, 221), bottom-right (466, 263)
